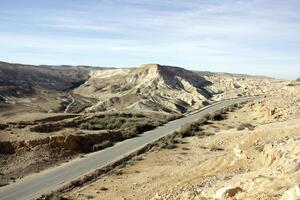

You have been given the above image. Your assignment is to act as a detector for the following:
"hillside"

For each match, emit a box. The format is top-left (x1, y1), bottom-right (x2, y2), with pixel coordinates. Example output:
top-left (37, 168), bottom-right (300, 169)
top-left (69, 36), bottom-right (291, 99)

top-left (65, 78), bottom-right (300, 200)
top-left (0, 61), bottom-right (92, 97)
top-left (0, 61), bottom-right (280, 117)
top-left (0, 61), bottom-right (104, 118)
top-left (74, 64), bottom-right (213, 114)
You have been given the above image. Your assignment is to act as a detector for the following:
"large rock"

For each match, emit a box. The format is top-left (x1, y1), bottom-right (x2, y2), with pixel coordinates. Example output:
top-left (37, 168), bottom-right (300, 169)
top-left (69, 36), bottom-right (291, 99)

top-left (213, 186), bottom-right (243, 199)
top-left (280, 185), bottom-right (300, 200)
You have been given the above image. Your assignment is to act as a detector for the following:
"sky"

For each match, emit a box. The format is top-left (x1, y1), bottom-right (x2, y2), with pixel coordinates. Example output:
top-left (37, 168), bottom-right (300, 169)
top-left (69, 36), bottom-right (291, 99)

top-left (0, 0), bottom-right (299, 79)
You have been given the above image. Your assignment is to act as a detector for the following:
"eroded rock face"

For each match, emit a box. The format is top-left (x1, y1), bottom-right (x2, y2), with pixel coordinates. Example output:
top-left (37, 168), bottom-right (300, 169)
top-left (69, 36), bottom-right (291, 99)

top-left (0, 131), bottom-right (124, 154)
top-left (74, 64), bottom-right (213, 114)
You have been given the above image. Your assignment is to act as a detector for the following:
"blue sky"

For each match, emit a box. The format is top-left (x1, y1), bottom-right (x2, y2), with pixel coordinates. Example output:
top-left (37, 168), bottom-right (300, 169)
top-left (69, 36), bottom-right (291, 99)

top-left (0, 0), bottom-right (299, 79)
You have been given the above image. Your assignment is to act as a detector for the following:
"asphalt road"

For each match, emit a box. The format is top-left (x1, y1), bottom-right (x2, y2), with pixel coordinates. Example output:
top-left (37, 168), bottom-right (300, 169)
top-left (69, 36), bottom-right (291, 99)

top-left (0, 96), bottom-right (259, 200)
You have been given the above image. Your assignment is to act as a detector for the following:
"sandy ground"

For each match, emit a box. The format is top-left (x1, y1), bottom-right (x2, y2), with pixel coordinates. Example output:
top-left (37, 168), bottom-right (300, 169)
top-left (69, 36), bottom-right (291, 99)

top-left (64, 86), bottom-right (300, 200)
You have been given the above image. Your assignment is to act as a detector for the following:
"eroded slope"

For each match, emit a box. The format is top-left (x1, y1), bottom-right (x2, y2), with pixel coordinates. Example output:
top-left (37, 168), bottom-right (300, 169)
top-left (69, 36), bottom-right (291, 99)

top-left (75, 64), bottom-right (212, 114)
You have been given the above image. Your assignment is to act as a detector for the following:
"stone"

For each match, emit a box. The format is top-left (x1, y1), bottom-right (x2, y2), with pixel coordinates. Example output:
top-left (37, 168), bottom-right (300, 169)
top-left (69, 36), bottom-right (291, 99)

top-left (213, 186), bottom-right (243, 199)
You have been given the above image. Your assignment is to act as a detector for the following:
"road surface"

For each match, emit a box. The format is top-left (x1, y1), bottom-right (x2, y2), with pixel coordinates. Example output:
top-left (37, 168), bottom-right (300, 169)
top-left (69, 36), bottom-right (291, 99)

top-left (0, 96), bottom-right (259, 200)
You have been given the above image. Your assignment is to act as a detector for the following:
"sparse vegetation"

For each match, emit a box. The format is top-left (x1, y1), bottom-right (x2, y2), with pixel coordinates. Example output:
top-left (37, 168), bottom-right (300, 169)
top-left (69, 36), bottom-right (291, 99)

top-left (237, 123), bottom-right (255, 131)
top-left (92, 140), bottom-right (114, 151)
top-left (79, 113), bottom-right (165, 131)
top-left (100, 186), bottom-right (108, 191)
top-left (209, 145), bottom-right (225, 151)
top-left (158, 134), bottom-right (179, 149)
top-left (46, 192), bottom-right (68, 200)
top-left (30, 123), bottom-right (63, 133)
top-left (177, 122), bottom-right (203, 137)
top-left (209, 111), bottom-right (227, 121)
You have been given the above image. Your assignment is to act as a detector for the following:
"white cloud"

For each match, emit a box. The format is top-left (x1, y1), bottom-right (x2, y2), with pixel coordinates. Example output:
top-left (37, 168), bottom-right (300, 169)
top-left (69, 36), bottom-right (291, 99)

top-left (0, 0), bottom-right (299, 79)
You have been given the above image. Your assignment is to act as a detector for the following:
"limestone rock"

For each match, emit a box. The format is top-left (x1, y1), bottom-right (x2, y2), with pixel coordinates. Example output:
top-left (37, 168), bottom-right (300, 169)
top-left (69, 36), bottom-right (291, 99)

top-left (280, 185), bottom-right (300, 200)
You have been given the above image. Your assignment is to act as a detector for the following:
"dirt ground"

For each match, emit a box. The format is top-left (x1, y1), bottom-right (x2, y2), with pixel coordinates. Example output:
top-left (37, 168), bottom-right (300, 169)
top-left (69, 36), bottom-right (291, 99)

top-left (64, 89), bottom-right (300, 200)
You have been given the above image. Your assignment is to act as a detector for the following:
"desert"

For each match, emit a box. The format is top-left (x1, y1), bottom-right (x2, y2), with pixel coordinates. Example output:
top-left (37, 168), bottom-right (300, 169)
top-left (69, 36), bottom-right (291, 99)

top-left (0, 61), bottom-right (299, 200)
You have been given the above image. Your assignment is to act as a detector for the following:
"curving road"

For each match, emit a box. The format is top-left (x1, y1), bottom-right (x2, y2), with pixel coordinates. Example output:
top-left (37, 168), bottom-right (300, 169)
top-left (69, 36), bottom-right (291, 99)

top-left (0, 96), bottom-right (259, 200)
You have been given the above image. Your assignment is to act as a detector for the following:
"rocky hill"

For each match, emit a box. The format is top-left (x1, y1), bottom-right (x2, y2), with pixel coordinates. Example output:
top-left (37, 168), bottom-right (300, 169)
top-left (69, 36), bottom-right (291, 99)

top-left (0, 61), bottom-right (282, 116)
top-left (0, 61), bottom-right (109, 117)
top-left (199, 72), bottom-right (275, 100)
top-left (0, 61), bottom-right (93, 99)
top-left (74, 64), bottom-right (213, 114)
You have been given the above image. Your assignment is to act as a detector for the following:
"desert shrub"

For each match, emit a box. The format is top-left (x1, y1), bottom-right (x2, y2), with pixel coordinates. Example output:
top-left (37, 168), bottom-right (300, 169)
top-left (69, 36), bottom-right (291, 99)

top-left (209, 145), bottom-right (225, 151)
top-left (92, 140), bottom-right (114, 151)
top-left (237, 123), bottom-right (255, 131)
top-left (163, 140), bottom-right (177, 149)
top-left (86, 195), bottom-right (94, 199)
top-left (158, 134), bottom-right (178, 149)
top-left (79, 122), bottom-right (95, 130)
top-left (80, 116), bottom-right (126, 130)
top-left (178, 122), bottom-right (203, 137)
top-left (121, 130), bottom-right (137, 139)
top-left (106, 117), bottom-right (126, 129)
top-left (30, 124), bottom-right (62, 133)
top-left (100, 186), bottom-right (108, 191)
top-left (166, 114), bottom-right (181, 121)
top-left (134, 123), bottom-right (156, 134)
top-left (209, 111), bottom-right (227, 121)
top-left (46, 192), bottom-right (68, 200)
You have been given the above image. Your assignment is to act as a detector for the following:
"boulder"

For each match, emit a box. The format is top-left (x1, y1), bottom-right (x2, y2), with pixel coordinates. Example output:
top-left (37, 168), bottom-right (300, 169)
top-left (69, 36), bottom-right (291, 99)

top-left (213, 186), bottom-right (243, 199)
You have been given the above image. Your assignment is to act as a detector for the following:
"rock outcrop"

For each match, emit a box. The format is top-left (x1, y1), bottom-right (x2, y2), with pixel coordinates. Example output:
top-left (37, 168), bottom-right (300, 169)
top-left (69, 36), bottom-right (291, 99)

top-left (280, 185), bottom-right (300, 200)
top-left (0, 131), bottom-right (123, 154)
top-left (75, 64), bottom-right (212, 113)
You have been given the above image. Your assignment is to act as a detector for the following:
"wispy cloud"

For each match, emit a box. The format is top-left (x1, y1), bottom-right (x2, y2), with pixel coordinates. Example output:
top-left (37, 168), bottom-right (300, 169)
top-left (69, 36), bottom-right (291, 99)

top-left (0, 0), bottom-right (299, 79)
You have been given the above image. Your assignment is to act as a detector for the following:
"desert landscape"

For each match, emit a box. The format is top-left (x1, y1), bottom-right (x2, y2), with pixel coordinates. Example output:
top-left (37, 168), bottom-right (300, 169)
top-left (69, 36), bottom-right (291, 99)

top-left (1, 1), bottom-right (299, 199)
top-left (62, 71), bottom-right (300, 200)
top-left (0, 60), bottom-right (299, 200)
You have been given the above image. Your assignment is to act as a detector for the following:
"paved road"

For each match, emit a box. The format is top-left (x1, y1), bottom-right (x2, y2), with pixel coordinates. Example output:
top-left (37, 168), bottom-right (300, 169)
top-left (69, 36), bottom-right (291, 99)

top-left (0, 96), bottom-right (259, 200)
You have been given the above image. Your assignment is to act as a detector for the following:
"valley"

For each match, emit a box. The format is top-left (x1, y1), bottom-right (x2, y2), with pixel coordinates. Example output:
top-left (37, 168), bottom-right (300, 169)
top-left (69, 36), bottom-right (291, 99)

top-left (0, 61), bottom-right (299, 200)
